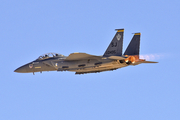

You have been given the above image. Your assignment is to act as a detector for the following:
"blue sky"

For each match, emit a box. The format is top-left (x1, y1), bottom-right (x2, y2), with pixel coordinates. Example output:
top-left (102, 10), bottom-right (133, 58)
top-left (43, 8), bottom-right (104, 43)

top-left (0, 0), bottom-right (180, 120)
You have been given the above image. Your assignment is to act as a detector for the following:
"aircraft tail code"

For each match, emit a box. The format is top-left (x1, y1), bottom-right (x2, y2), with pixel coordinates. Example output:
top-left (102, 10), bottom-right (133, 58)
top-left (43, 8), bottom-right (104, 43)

top-left (103, 29), bottom-right (124, 57)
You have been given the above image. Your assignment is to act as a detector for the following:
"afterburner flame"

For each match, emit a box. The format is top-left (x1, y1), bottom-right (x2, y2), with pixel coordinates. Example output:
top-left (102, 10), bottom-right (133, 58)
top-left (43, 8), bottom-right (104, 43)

top-left (125, 55), bottom-right (139, 63)
top-left (140, 54), bottom-right (162, 60)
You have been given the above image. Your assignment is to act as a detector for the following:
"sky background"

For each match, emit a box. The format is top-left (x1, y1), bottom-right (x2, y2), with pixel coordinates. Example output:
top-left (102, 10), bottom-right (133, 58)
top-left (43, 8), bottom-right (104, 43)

top-left (1, 0), bottom-right (180, 120)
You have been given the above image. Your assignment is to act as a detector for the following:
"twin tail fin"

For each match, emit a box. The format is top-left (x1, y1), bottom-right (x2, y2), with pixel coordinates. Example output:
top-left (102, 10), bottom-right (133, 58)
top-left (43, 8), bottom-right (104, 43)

top-left (103, 29), bottom-right (124, 57)
top-left (124, 33), bottom-right (141, 56)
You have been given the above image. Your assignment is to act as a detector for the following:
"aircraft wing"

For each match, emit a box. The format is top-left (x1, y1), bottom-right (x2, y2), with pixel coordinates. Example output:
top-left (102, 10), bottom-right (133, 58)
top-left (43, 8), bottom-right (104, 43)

top-left (64, 53), bottom-right (102, 61)
top-left (107, 56), bottom-right (127, 60)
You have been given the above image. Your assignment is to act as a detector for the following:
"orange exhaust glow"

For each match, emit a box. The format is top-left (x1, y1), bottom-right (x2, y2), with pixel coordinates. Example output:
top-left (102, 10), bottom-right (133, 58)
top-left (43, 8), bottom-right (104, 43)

top-left (124, 54), bottom-right (162, 64)
top-left (125, 55), bottom-right (139, 63)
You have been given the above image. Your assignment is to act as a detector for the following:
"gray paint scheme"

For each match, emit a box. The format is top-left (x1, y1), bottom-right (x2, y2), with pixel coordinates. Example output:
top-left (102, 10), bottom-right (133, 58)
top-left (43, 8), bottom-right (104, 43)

top-left (103, 29), bottom-right (124, 57)
top-left (124, 33), bottom-right (140, 56)
top-left (14, 29), bottom-right (157, 75)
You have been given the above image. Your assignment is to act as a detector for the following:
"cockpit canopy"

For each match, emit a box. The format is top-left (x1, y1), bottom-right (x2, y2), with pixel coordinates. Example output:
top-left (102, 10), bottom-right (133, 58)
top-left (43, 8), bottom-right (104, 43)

top-left (38, 53), bottom-right (64, 60)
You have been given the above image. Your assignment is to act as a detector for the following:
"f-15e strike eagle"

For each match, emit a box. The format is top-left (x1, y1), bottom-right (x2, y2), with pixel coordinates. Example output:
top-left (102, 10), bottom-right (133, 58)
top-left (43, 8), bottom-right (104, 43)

top-left (14, 29), bottom-right (157, 75)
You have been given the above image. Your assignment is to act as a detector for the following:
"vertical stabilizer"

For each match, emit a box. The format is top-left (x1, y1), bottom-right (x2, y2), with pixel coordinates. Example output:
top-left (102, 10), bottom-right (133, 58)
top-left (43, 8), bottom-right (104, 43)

top-left (103, 29), bottom-right (124, 57)
top-left (124, 33), bottom-right (141, 56)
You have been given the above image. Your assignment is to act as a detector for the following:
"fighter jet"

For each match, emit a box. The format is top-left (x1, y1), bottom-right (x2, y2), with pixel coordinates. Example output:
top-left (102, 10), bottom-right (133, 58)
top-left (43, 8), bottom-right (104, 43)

top-left (14, 29), bottom-right (157, 75)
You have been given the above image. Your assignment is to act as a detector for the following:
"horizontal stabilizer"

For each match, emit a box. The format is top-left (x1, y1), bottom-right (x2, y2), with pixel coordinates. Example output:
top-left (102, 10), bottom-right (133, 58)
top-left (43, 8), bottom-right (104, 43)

top-left (65, 53), bottom-right (101, 61)
top-left (140, 61), bottom-right (158, 63)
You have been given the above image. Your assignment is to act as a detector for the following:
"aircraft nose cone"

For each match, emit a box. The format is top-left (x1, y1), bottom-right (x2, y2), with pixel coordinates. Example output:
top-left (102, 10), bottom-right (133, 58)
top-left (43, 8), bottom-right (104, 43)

top-left (14, 66), bottom-right (27, 73)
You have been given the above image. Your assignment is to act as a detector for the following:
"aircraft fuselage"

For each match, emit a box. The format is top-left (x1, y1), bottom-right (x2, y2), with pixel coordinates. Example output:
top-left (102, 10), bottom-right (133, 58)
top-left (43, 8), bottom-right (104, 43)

top-left (14, 55), bottom-right (129, 74)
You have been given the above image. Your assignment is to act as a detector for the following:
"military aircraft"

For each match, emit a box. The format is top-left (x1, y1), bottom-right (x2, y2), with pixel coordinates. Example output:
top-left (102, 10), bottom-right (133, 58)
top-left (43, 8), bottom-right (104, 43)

top-left (14, 29), bottom-right (157, 75)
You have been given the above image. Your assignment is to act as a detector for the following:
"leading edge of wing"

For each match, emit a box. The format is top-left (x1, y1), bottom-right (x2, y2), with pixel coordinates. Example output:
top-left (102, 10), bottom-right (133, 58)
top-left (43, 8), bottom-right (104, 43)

top-left (107, 56), bottom-right (127, 60)
top-left (64, 53), bottom-right (102, 61)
